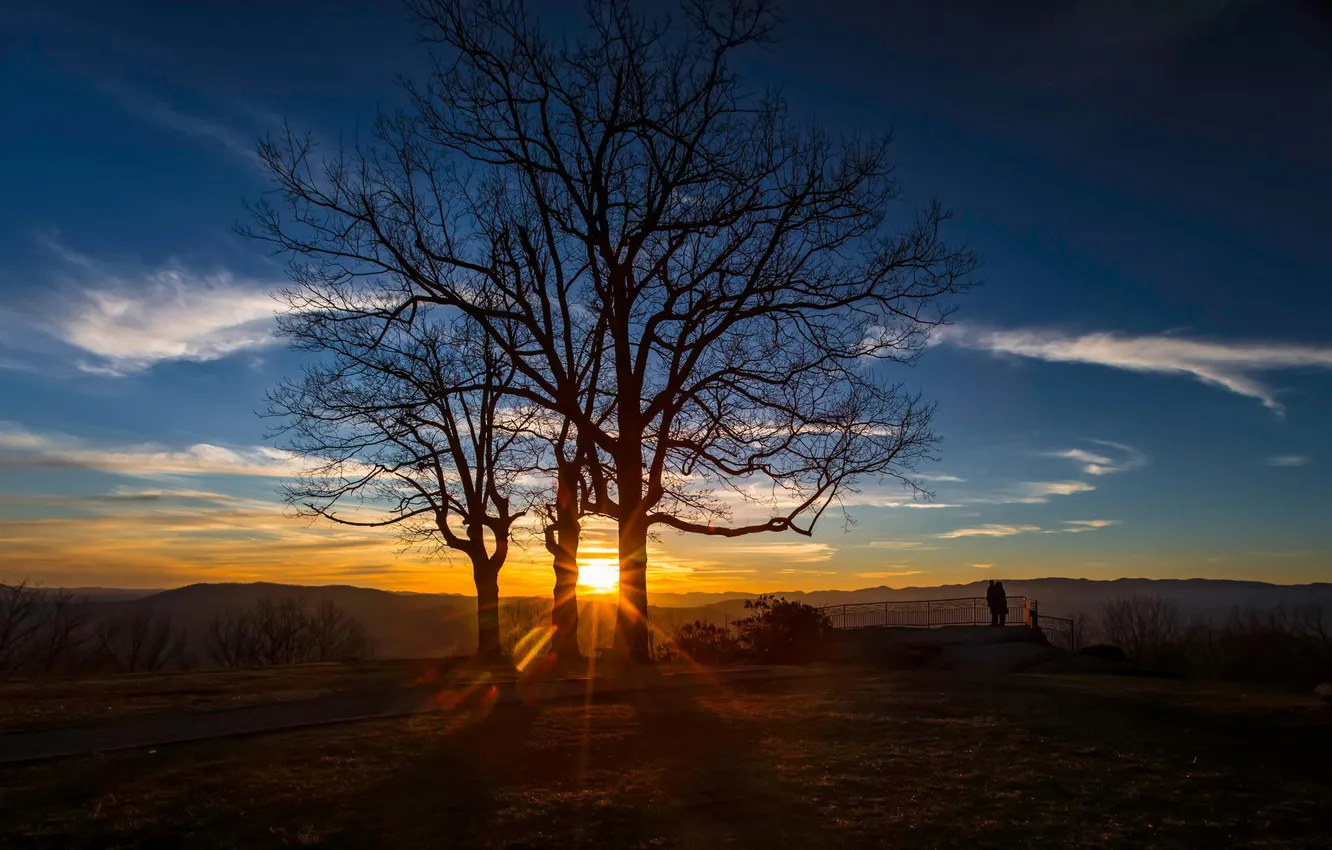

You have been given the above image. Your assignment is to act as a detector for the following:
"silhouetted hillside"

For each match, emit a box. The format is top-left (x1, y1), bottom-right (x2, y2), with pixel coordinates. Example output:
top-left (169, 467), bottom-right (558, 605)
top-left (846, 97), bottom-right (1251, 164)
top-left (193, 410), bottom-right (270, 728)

top-left (650, 578), bottom-right (1332, 620)
top-left (107, 583), bottom-right (476, 660)
top-left (54, 577), bottom-right (1332, 662)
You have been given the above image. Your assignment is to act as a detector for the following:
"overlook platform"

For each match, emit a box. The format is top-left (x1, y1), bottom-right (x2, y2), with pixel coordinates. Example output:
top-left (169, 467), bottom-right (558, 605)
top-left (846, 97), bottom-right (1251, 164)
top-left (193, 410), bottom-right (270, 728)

top-left (821, 596), bottom-right (1078, 650)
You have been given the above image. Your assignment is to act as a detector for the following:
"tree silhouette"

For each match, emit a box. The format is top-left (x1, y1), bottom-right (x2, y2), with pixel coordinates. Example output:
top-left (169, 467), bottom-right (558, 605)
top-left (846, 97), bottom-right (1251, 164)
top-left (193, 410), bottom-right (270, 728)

top-left (269, 307), bottom-right (535, 658)
top-left (248, 0), bottom-right (975, 660)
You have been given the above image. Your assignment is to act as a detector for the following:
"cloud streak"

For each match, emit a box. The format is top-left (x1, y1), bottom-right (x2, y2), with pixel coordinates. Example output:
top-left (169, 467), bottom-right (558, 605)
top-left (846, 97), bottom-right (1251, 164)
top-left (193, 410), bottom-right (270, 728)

top-left (0, 423), bottom-right (296, 478)
top-left (720, 541), bottom-right (838, 563)
top-left (1266, 455), bottom-right (1310, 467)
top-left (1056, 519), bottom-right (1121, 533)
top-left (936, 524), bottom-right (1042, 539)
top-left (1044, 440), bottom-right (1146, 476)
top-left (937, 520), bottom-right (1119, 539)
top-left (94, 80), bottom-right (262, 166)
top-left (937, 325), bottom-right (1332, 414)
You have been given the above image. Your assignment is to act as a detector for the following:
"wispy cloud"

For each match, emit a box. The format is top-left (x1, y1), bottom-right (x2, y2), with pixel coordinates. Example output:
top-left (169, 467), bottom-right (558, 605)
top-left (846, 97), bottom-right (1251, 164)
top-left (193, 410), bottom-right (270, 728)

top-left (1266, 455), bottom-right (1310, 467)
top-left (1044, 440), bottom-right (1146, 476)
top-left (970, 563), bottom-right (995, 569)
top-left (835, 491), bottom-right (959, 509)
top-left (937, 325), bottom-right (1332, 414)
top-left (916, 472), bottom-right (966, 483)
top-left (938, 519), bottom-right (1119, 539)
top-left (857, 570), bottom-right (923, 579)
top-left (1007, 481), bottom-right (1095, 503)
top-left (868, 541), bottom-right (937, 550)
top-left (720, 541), bottom-right (837, 563)
top-left (1056, 519), bottom-right (1121, 533)
top-left (0, 423), bottom-right (296, 478)
top-left (936, 524), bottom-right (1042, 539)
top-left (27, 241), bottom-right (280, 375)
top-left (93, 80), bottom-right (261, 166)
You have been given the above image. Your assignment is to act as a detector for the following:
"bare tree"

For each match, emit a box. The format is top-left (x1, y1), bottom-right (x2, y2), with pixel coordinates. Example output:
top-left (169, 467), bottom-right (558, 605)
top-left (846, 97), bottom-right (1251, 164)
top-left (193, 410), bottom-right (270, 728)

top-left (205, 607), bottom-right (261, 668)
top-left (251, 597), bottom-right (315, 665)
top-left (32, 589), bottom-right (93, 676)
top-left (204, 597), bottom-right (368, 668)
top-left (0, 580), bottom-right (42, 678)
top-left (269, 306), bottom-right (537, 659)
top-left (1099, 595), bottom-right (1191, 670)
top-left (95, 608), bottom-right (189, 673)
top-left (1, 580), bottom-right (39, 679)
top-left (247, 0), bottom-right (975, 660)
top-left (0, 582), bottom-right (96, 678)
top-left (306, 599), bottom-right (371, 661)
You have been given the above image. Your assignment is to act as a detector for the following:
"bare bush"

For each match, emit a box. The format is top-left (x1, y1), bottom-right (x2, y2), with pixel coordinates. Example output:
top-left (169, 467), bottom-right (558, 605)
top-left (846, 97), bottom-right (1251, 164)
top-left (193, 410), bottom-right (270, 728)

top-left (205, 597), bottom-right (368, 668)
top-left (1191, 604), bottom-right (1332, 685)
top-left (0, 580), bottom-right (42, 678)
top-left (31, 590), bottom-right (93, 675)
top-left (94, 609), bottom-right (190, 673)
top-left (1098, 595), bottom-right (1192, 672)
top-left (1, 581), bottom-right (98, 679)
top-left (1095, 596), bottom-right (1332, 684)
top-left (306, 600), bottom-right (371, 662)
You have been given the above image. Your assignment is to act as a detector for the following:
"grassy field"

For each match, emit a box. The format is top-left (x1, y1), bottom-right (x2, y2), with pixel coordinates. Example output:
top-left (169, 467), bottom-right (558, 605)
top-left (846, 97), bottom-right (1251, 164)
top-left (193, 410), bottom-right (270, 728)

top-left (1, 670), bottom-right (1329, 848)
top-left (0, 659), bottom-right (478, 734)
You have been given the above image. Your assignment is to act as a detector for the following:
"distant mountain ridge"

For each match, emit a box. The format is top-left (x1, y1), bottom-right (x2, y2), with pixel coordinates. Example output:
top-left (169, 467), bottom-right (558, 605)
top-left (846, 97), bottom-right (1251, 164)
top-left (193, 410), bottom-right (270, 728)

top-left (653, 578), bottom-right (1332, 621)
top-left (27, 577), bottom-right (1330, 663)
top-left (61, 576), bottom-right (1332, 621)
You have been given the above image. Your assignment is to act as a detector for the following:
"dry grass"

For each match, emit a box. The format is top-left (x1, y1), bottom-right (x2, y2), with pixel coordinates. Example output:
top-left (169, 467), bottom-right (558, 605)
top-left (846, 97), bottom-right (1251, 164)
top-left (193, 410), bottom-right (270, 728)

top-left (1, 671), bottom-right (1329, 848)
top-left (0, 659), bottom-right (474, 734)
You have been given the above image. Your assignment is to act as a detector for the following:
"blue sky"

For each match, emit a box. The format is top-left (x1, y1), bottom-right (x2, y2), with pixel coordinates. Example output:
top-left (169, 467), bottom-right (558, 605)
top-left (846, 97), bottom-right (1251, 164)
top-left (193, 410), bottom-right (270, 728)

top-left (1, 0), bottom-right (1329, 593)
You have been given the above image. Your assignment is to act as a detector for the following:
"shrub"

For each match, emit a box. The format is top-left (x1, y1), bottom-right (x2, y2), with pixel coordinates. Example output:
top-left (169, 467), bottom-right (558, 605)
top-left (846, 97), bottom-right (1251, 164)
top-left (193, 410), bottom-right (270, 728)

top-left (733, 595), bottom-right (835, 664)
top-left (661, 620), bottom-right (741, 664)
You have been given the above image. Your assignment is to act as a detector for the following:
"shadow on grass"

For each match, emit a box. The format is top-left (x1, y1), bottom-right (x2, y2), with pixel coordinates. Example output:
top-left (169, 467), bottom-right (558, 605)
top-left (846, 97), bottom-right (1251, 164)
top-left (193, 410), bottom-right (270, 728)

top-left (333, 674), bottom-right (830, 849)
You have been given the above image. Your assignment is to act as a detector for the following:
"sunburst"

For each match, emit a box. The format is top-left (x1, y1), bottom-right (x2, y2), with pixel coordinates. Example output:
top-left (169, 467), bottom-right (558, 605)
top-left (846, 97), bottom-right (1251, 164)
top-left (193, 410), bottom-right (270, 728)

top-left (577, 558), bottom-right (619, 592)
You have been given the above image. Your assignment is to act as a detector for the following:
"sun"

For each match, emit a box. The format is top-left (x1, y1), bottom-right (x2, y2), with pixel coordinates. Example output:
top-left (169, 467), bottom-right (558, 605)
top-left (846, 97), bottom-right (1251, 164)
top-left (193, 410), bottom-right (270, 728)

top-left (578, 558), bottom-right (619, 593)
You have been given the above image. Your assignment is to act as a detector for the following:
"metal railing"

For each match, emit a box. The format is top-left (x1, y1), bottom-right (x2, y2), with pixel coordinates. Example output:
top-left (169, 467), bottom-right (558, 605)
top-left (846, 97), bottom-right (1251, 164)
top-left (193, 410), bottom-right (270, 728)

top-left (821, 596), bottom-right (1080, 650)
top-left (1034, 614), bottom-right (1077, 650)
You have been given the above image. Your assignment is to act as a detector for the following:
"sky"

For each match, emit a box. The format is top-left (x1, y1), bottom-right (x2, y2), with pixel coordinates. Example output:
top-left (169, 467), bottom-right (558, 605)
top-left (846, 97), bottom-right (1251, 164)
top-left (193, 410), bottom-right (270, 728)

top-left (1, 0), bottom-right (1330, 595)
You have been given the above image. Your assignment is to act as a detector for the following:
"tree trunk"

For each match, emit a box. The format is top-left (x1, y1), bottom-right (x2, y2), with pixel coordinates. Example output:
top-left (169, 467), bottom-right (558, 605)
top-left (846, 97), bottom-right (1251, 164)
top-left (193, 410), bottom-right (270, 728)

top-left (541, 452), bottom-right (584, 664)
top-left (474, 566), bottom-right (502, 659)
top-left (551, 537), bottom-right (581, 662)
top-left (615, 511), bottom-right (652, 663)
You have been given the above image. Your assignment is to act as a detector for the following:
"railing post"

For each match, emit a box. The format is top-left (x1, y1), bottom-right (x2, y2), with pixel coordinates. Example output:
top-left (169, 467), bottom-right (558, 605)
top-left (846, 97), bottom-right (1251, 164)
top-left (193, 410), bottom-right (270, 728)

top-left (926, 599), bottom-right (932, 627)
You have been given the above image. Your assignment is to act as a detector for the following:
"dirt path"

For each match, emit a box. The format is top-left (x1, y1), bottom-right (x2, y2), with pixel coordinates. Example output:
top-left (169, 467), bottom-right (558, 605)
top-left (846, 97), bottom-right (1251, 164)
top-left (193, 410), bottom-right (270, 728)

top-left (0, 666), bottom-right (825, 764)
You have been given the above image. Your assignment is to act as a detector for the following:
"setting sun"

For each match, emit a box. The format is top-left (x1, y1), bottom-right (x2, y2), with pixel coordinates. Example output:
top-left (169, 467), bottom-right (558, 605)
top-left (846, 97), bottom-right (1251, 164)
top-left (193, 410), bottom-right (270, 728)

top-left (577, 558), bottom-right (619, 593)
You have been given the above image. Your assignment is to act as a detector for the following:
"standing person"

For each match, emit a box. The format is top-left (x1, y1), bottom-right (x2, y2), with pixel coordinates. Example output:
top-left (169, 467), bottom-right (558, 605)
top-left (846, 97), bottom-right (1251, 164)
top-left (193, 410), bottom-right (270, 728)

top-left (994, 581), bottom-right (1009, 626)
top-left (986, 580), bottom-right (1001, 626)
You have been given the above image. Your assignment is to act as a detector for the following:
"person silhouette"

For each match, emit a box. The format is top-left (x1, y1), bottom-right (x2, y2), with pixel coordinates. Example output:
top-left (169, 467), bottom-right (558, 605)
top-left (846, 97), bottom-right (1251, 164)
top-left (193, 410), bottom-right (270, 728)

top-left (985, 580), bottom-right (1001, 626)
top-left (994, 581), bottom-right (1008, 626)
